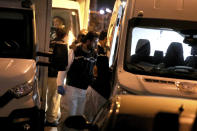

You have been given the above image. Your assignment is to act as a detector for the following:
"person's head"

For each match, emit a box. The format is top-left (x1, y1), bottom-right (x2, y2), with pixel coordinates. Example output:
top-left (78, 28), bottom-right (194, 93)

top-left (76, 29), bottom-right (88, 43)
top-left (55, 28), bottom-right (68, 40)
top-left (99, 30), bottom-right (107, 47)
top-left (80, 29), bottom-right (88, 35)
top-left (53, 16), bottom-right (65, 28)
top-left (82, 31), bottom-right (98, 50)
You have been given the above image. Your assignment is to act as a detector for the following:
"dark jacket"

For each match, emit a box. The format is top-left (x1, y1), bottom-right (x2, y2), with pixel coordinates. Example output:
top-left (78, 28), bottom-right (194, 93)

top-left (66, 45), bottom-right (97, 89)
top-left (97, 45), bottom-right (109, 56)
top-left (48, 39), bottom-right (64, 77)
top-left (91, 56), bottom-right (111, 99)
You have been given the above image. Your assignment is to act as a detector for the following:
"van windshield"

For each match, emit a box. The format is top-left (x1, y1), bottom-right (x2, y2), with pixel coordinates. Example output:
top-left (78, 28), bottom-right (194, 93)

top-left (124, 18), bottom-right (197, 80)
top-left (0, 8), bottom-right (33, 59)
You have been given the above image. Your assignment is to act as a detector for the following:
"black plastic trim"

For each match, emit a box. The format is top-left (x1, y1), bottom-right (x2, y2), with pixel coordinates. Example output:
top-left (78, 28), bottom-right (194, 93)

top-left (0, 107), bottom-right (43, 131)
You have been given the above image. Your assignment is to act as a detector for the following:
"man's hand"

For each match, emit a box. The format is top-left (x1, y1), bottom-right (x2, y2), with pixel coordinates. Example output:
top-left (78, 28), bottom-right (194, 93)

top-left (58, 86), bottom-right (65, 95)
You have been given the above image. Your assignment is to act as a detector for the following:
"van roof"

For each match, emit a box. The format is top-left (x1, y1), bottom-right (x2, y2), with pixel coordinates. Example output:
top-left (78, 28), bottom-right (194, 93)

top-left (131, 0), bottom-right (197, 21)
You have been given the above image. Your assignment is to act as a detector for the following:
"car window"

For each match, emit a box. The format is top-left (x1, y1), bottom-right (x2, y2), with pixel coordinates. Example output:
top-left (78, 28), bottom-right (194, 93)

top-left (0, 8), bottom-right (33, 59)
top-left (109, 5), bottom-right (123, 67)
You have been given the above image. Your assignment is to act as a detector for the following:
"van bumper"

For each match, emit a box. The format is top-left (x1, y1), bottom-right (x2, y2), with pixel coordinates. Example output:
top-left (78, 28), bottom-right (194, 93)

top-left (0, 106), bottom-right (44, 131)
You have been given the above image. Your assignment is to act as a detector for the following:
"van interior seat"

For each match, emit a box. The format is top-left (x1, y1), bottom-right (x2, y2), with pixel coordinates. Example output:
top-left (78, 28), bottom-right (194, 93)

top-left (153, 50), bottom-right (163, 64)
top-left (185, 46), bottom-right (197, 68)
top-left (130, 39), bottom-right (152, 64)
top-left (163, 42), bottom-right (184, 67)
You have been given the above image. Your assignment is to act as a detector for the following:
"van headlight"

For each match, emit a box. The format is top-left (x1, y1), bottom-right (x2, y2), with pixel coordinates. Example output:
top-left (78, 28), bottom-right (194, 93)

top-left (9, 78), bottom-right (34, 98)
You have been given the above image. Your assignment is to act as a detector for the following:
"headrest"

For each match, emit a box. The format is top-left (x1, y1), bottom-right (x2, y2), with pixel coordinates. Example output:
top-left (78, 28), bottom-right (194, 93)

top-left (154, 50), bottom-right (163, 58)
top-left (191, 46), bottom-right (197, 55)
top-left (135, 39), bottom-right (150, 56)
top-left (166, 42), bottom-right (183, 55)
top-left (164, 42), bottom-right (184, 67)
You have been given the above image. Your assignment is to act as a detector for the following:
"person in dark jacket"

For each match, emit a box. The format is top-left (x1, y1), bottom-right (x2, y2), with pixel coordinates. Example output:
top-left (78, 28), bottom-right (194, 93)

top-left (84, 55), bottom-right (111, 121)
top-left (57, 31), bottom-right (98, 131)
top-left (83, 31), bottom-right (111, 122)
top-left (50, 16), bottom-right (66, 41)
top-left (69, 29), bottom-right (87, 50)
top-left (97, 30), bottom-right (110, 56)
top-left (45, 27), bottom-right (68, 127)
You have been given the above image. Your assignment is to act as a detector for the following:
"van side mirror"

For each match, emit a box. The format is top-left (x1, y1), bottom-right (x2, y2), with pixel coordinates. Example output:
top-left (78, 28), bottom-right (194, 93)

top-left (64, 115), bottom-right (98, 131)
top-left (36, 44), bottom-right (68, 71)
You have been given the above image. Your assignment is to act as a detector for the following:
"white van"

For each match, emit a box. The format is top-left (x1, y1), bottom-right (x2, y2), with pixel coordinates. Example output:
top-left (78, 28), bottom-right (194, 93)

top-left (116, 0), bottom-right (197, 99)
top-left (110, 0), bottom-right (197, 130)
top-left (0, 0), bottom-right (67, 130)
top-left (64, 0), bottom-right (197, 130)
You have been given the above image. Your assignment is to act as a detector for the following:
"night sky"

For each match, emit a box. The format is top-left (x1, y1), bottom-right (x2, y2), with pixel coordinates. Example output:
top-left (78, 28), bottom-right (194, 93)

top-left (97, 0), bottom-right (116, 10)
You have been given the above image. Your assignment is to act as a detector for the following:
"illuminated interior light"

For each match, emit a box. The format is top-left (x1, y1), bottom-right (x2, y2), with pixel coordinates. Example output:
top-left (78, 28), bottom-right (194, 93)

top-left (72, 11), bottom-right (76, 16)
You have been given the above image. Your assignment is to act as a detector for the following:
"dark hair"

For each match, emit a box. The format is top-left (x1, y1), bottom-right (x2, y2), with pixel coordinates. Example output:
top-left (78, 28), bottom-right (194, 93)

top-left (78, 34), bottom-right (86, 42)
top-left (53, 16), bottom-right (65, 25)
top-left (81, 31), bottom-right (98, 43)
top-left (55, 28), bottom-right (67, 40)
top-left (99, 30), bottom-right (107, 40)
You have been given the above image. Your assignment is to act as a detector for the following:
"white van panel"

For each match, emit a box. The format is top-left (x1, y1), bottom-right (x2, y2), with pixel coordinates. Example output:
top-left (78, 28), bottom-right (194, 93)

top-left (0, 58), bottom-right (36, 95)
top-left (132, 0), bottom-right (197, 21)
top-left (118, 70), bottom-right (197, 99)
top-left (52, 0), bottom-right (80, 10)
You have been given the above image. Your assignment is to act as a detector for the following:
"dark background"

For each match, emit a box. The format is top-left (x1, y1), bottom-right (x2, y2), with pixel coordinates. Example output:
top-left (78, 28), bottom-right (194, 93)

top-left (97, 0), bottom-right (116, 10)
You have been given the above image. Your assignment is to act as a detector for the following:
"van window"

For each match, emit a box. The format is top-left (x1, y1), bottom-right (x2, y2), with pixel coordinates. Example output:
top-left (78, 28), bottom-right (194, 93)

top-left (109, 25), bottom-right (120, 67)
top-left (130, 27), bottom-right (191, 59)
top-left (124, 18), bottom-right (197, 80)
top-left (0, 8), bottom-right (33, 59)
top-left (51, 8), bottom-right (80, 46)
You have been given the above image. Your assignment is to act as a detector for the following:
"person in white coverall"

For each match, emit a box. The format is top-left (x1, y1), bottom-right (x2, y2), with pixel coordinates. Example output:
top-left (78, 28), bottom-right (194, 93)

top-left (57, 31), bottom-right (98, 131)
top-left (45, 20), bottom-right (68, 126)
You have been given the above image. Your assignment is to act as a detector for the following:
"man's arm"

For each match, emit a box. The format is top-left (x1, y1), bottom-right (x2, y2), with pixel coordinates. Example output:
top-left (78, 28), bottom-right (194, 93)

top-left (57, 49), bottom-right (74, 86)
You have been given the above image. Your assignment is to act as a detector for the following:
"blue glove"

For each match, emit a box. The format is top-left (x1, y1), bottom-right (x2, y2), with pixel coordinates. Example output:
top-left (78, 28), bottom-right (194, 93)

top-left (58, 86), bottom-right (65, 95)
